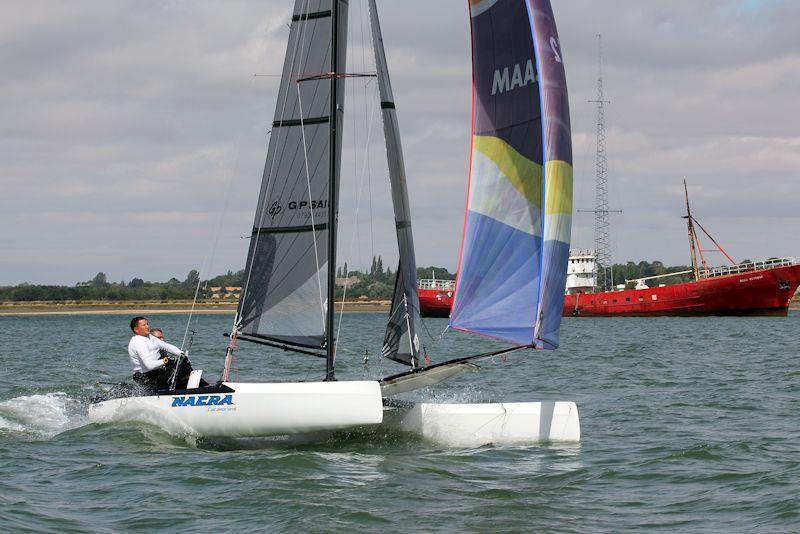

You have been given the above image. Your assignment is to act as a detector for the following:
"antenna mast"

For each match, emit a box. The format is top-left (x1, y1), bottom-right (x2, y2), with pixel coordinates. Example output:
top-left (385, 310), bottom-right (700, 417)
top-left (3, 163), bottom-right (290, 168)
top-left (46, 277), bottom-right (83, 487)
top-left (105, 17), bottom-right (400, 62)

top-left (587, 35), bottom-right (619, 290)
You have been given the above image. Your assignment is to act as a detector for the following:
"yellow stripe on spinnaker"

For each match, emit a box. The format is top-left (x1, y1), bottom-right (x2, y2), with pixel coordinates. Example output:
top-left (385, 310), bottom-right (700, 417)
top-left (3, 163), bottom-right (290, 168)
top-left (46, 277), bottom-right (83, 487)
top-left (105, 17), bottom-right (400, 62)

top-left (544, 160), bottom-right (573, 216)
top-left (473, 135), bottom-right (541, 208)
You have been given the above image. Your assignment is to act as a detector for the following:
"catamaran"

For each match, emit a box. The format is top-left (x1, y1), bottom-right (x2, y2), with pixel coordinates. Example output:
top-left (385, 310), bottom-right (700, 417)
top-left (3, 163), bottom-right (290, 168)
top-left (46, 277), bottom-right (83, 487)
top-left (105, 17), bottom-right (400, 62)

top-left (90, 0), bottom-right (580, 445)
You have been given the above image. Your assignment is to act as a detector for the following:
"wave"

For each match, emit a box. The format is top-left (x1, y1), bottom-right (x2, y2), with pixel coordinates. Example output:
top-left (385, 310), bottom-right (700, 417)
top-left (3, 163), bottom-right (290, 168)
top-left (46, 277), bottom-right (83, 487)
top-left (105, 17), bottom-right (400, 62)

top-left (0, 392), bottom-right (87, 438)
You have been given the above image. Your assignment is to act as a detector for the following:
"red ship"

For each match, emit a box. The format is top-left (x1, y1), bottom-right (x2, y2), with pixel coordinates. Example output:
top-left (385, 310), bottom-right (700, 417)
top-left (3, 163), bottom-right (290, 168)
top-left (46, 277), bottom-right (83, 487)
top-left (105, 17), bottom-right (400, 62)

top-left (419, 256), bottom-right (800, 318)
top-left (419, 184), bottom-right (800, 318)
top-left (562, 257), bottom-right (800, 317)
top-left (417, 277), bottom-right (455, 318)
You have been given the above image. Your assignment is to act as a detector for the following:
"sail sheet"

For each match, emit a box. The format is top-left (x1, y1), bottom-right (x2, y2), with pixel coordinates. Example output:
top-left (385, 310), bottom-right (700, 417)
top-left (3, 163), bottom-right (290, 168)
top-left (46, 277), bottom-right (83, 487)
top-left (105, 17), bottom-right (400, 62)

top-left (236, 0), bottom-right (348, 350)
top-left (368, 0), bottom-right (422, 366)
top-left (449, 0), bottom-right (572, 349)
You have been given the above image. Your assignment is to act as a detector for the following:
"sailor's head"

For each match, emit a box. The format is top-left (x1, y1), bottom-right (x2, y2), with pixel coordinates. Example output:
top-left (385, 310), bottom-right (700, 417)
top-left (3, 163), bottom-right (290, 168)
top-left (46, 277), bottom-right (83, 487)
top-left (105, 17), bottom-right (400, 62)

top-left (130, 316), bottom-right (150, 336)
top-left (150, 327), bottom-right (164, 340)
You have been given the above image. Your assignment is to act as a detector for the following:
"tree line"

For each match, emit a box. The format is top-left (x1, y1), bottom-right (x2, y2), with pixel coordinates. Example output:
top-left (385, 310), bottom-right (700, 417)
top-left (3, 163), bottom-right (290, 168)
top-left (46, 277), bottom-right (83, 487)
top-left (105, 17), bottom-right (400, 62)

top-left (0, 270), bottom-right (239, 302)
top-left (607, 260), bottom-right (694, 286)
top-left (0, 259), bottom-right (712, 302)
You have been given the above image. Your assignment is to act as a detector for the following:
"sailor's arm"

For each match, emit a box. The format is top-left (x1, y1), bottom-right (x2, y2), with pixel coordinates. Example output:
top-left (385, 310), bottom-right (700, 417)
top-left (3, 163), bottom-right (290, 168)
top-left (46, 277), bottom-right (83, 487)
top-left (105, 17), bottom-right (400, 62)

top-left (130, 337), bottom-right (167, 372)
top-left (153, 338), bottom-right (182, 357)
top-left (139, 355), bottom-right (167, 372)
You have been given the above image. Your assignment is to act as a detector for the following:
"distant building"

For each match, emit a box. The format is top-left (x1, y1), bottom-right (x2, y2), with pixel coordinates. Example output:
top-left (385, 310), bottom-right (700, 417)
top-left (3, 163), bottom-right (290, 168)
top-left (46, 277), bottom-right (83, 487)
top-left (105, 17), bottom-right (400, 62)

top-left (209, 286), bottom-right (241, 299)
top-left (335, 276), bottom-right (361, 288)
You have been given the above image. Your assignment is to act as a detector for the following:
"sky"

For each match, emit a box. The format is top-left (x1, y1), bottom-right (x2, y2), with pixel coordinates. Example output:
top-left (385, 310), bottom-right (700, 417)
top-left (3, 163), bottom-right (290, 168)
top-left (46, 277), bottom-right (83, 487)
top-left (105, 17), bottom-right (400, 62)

top-left (1, 0), bottom-right (798, 286)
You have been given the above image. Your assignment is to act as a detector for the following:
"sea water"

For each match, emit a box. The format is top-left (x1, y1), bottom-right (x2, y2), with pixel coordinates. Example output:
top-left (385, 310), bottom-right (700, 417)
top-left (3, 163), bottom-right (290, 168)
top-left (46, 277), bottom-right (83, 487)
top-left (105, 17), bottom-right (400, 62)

top-left (0, 312), bottom-right (797, 531)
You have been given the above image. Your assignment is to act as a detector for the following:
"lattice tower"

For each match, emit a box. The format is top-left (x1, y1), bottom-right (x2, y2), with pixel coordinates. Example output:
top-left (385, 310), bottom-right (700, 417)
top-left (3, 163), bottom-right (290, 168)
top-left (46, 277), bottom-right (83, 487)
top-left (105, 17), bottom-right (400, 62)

top-left (589, 35), bottom-right (612, 290)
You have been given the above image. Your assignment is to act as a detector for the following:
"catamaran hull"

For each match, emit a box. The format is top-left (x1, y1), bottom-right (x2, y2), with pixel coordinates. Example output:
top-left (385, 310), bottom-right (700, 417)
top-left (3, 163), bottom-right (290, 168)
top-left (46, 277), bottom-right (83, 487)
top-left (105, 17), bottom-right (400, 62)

top-left (385, 401), bottom-right (580, 447)
top-left (88, 381), bottom-right (383, 437)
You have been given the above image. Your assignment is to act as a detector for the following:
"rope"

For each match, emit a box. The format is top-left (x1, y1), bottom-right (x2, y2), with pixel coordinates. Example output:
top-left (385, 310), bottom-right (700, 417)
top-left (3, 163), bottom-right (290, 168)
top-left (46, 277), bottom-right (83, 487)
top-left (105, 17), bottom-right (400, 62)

top-left (334, 82), bottom-right (380, 346)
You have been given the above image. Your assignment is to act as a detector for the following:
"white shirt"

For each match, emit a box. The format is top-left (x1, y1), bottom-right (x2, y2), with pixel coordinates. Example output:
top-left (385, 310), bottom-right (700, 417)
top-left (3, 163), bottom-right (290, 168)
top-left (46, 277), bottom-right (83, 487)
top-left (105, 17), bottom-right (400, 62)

top-left (128, 334), bottom-right (182, 373)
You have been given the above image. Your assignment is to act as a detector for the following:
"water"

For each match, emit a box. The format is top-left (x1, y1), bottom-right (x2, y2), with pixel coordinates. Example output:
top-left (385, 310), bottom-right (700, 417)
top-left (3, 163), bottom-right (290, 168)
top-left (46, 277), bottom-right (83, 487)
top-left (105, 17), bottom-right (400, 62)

top-left (0, 312), bottom-right (798, 531)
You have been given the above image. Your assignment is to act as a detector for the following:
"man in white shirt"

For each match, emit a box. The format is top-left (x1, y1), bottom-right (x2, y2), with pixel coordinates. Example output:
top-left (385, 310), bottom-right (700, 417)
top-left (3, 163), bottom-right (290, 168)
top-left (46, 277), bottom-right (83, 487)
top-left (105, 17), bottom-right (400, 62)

top-left (149, 326), bottom-right (208, 388)
top-left (129, 316), bottom-right (183, 393)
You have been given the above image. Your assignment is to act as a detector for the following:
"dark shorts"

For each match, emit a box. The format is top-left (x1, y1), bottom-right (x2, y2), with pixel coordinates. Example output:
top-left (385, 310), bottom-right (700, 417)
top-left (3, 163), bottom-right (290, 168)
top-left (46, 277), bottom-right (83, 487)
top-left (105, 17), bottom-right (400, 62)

top-left (132, 358), bottom-right (208, 394)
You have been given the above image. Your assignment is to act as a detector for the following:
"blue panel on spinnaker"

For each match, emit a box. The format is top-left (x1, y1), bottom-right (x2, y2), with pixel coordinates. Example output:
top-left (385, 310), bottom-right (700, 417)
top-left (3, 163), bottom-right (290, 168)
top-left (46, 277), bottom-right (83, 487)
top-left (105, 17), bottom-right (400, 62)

top-left (534, 240), bottom-right (570, 349)
top-left (450, 212), bottom-right (541, 345)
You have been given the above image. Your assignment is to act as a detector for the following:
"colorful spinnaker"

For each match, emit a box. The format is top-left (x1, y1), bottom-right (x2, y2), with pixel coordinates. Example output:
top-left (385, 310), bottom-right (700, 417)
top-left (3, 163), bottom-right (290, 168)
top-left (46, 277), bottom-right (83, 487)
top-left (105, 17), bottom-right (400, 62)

top-left (449, 0), bottom-right (572, 349)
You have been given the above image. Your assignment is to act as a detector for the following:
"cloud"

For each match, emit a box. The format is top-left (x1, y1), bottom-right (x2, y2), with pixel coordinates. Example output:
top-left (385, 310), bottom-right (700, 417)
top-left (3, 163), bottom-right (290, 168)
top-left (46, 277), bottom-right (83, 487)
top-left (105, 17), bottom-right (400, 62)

top-left (0, 0), bottom-right (797, 285)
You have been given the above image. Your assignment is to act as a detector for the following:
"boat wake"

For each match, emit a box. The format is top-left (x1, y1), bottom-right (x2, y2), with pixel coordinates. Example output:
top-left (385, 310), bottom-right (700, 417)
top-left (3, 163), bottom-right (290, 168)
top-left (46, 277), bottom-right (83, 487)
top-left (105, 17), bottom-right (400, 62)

top-left (0, 392), bottom-right (88, 438)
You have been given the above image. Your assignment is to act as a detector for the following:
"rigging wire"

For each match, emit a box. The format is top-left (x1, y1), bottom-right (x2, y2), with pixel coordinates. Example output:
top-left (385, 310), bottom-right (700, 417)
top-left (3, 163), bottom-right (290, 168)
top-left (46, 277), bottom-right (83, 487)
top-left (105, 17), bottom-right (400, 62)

top-left (358, 0), bottom-right (376, 276)
top-left (178, 75), bottom-right (258, 354)
top-left (335, 84), bottom-right (380, 346)
top-left (335, 0), bottom-right (382, 349)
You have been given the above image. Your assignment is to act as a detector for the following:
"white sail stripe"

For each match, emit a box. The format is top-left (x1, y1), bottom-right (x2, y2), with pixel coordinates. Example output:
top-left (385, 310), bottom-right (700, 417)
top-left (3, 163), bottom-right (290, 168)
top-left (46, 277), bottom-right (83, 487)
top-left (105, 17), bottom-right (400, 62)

top-left (468, 149), bottom-right (541, 236)
top-left (543, 213), bottom-right (571, 245)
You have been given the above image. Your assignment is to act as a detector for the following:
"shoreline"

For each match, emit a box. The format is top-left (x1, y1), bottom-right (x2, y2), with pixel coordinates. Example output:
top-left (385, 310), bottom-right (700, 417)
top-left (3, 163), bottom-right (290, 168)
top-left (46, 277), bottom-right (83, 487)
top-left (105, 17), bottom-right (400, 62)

top-left (0, 300), bottom-right (391, 316)
top-left (1, 297), bottom-right (797, 317)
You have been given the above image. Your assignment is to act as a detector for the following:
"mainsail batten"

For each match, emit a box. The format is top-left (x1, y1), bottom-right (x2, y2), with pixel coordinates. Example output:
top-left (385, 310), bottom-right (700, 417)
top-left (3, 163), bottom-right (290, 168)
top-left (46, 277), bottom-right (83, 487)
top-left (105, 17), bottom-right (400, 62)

top-left (236, 0), bottom-right (348, 355)
top-left (449, 0), bottom-right (572, 349)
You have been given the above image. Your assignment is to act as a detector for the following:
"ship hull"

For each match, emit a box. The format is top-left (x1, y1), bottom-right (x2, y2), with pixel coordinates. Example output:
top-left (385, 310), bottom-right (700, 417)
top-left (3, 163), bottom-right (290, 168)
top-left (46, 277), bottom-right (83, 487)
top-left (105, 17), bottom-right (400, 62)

top-left (563, 264), bottom-right (800, 317)
top-left (418, 289), bottom-right (454, 318)
top-left (419, 265), bottom-right (800, 318)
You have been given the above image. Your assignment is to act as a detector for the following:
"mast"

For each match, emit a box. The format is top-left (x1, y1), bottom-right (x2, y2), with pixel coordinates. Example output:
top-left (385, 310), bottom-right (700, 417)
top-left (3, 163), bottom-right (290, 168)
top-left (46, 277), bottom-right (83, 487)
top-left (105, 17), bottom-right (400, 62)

top-left (578, 35), bottom-right (620, 290)
top-left (588, 35), bottom-right (616, 290)
top-left (683, 179), bottom-right (701, 281)
top-left (326, 0), bottom-right (342, 381)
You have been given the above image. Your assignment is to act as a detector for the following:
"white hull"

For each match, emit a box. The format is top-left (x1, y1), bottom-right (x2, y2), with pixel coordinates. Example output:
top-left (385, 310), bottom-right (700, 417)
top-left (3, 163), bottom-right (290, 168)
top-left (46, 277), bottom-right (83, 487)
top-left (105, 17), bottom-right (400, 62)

top-left (88, 381), bottom-right (383, 438)
top-left (386, 401), bottom-right (580, 447)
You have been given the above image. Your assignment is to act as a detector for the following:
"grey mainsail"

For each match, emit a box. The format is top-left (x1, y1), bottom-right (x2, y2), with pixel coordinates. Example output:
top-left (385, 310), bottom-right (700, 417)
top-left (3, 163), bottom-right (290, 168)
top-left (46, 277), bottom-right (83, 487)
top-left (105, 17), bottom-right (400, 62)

top-left (368, 0), bottom-right (422, 367)
top-left (236, 0), bottom-right (348, 355)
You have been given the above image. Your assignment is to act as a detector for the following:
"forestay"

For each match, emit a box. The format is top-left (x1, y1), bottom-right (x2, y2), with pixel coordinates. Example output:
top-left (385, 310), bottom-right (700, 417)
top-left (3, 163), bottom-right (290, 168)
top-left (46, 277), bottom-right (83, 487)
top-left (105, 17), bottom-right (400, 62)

top-left (368, 0), bottom-right (422, 366)
top-left (449, 0), bottom-right (572, 349)
top-left (236, 0), bottom-right (348, 351)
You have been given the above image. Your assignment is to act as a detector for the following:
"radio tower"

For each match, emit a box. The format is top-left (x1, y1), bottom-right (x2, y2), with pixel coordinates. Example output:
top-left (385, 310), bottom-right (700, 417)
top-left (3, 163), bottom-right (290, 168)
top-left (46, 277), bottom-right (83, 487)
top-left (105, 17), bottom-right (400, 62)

top-left (588, 34), bottom-right (618, 290)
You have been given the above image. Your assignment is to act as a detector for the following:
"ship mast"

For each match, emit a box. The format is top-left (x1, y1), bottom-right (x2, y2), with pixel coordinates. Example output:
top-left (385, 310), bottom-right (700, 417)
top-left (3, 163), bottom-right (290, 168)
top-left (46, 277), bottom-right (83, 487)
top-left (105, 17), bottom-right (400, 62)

top-left (683, 179), bottom-right (701, 281)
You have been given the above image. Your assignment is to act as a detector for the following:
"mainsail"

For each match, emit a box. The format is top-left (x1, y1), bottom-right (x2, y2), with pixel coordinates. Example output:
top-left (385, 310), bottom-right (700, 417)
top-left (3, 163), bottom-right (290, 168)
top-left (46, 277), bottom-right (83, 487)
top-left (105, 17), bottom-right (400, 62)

top-left (236, 0), bottom-right (348, 357)
top-left (368, 0), bottom-right (422, 367)
top-left (449, 0), bottom-right (572, 349)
